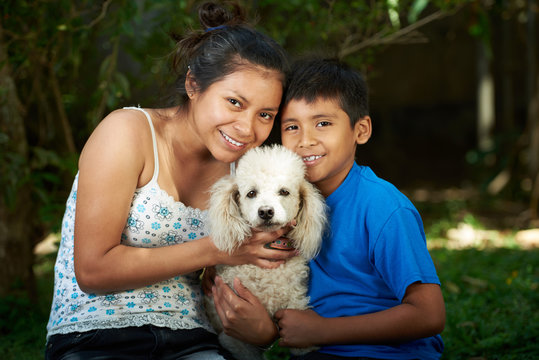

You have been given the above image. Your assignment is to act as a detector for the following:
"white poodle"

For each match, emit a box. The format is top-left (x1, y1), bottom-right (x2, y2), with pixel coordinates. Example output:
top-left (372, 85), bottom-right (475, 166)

top-left (206, 145), bottom-right (328, 360)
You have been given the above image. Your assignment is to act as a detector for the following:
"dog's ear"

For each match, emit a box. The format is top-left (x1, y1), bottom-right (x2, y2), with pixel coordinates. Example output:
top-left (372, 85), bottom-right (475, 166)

top-left (288, 180), bottom-right (327, 260)
top-left (208, 176), bottom-right (251, 254)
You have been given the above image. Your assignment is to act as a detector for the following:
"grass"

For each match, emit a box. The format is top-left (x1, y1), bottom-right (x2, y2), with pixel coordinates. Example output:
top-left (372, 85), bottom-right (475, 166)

top-left (432, 247), bottom-right (539, 359)
top-left (1, 198), bottom-right (538, 359)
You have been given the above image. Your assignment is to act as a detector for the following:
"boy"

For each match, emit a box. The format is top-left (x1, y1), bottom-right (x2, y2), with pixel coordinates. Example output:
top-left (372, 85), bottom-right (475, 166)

top-left (211, 58), bottom-right (445, 359)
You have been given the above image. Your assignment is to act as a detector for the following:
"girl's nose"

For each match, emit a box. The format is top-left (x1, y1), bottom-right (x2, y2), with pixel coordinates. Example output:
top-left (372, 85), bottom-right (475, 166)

top-left (233, 114), bottom-right (254, 137)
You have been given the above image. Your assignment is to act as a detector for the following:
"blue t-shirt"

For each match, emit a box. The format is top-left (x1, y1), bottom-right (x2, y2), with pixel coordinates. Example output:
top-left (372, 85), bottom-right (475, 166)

top-left (308, 163), bottom-right (444, 359)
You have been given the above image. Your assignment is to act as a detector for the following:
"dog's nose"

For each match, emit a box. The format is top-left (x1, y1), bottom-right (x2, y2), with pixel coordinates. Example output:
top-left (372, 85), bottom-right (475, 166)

top-left (258, 206), bottom-right (274, 220)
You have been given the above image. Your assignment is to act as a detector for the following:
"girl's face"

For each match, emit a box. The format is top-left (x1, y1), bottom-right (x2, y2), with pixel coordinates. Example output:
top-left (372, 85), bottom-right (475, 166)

top-left (188, 66), bottom-right (283, 163)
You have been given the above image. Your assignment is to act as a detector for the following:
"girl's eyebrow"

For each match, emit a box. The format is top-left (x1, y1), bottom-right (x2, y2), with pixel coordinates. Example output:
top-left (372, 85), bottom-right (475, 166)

top-left (231, 91), bottom-right (279, 112)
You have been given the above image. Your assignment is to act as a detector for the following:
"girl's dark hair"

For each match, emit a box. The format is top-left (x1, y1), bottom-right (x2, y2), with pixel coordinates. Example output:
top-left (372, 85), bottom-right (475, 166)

top-left (283, 58), bottom-right (369, 126)
top-left (169, 1), bottom-right (289, 105)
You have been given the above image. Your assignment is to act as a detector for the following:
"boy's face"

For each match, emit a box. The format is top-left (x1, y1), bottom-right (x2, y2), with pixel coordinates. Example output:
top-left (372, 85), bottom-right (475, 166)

top-left (281, 98), bottom-right (371, 197)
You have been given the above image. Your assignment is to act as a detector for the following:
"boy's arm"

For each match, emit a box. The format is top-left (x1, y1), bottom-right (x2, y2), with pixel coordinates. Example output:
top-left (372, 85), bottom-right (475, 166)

top-left (275, 282), bottom-right (445, 348)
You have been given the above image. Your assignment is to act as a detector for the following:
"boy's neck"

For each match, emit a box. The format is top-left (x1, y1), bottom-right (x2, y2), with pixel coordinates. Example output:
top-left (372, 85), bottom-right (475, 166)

top-left (314, 161), bottom-right (355, 198)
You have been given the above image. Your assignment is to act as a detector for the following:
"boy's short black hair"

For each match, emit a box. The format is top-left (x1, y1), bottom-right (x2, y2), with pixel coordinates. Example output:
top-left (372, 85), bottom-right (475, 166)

top-left (283, 58), bottom-right (369, 126)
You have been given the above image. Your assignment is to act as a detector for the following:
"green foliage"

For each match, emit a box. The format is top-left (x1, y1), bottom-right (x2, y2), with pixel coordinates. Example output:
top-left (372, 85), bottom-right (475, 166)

top-left (254, 0), bottom-right (469, 70)
top-left (0, 256), bottom-right (54, 360)
top-left (0, 0), bottom-right (196, 239)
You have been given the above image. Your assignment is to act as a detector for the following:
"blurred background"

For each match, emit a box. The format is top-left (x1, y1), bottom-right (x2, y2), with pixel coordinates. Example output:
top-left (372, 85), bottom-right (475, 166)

top-left (0, 0), bottom-right (538, 359)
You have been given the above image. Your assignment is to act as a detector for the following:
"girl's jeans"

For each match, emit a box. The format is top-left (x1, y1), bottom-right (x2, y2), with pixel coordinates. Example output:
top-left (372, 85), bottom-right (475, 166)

top-left (45, 326), bottom-right (234, 360)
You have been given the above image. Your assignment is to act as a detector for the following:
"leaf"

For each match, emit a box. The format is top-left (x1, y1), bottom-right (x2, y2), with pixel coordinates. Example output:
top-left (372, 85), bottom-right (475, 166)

top-left (461, 275), bottom-right (489, 289)
top-left (408, 0), bottom-right (429, 23)
top-left (445, 280), bottom-right (461, 294)
top-left (387, 0), bottom-right (401, 28)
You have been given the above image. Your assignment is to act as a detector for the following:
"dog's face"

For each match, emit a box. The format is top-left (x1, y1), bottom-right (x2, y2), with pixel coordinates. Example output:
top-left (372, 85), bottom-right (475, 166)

top-left (235, 146), bottom-right (307, 231)
top-left (235, 175), bottom-right (302, 231)
top-left (209, 145), bottom-right (327, 257)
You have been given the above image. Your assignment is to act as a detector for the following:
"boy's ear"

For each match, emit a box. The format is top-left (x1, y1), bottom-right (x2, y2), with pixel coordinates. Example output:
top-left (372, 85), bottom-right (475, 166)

top-left (354, 116), bottom-right (372, 145)
top-left (185, 70), bottom-right (198, 99)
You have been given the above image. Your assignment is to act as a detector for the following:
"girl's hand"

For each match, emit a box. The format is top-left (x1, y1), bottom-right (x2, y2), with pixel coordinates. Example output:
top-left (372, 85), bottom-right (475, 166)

top-left (220, 222), bottom-right (298, 269)
top-left (212, 276), bottom-right (278, 346)
top-left (201, 266), bottom-right (216, 296)
top-left (274, 309), bottom-right (322, 349)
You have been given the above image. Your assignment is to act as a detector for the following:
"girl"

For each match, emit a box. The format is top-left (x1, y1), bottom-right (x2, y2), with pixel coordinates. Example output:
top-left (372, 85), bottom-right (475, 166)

top-left (45, 2), bottom-right (292, 359)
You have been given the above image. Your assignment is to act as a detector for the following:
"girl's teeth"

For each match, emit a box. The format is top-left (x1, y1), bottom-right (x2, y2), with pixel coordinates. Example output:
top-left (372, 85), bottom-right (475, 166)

top-left (304, 155), bottom-right (322, 161)
top-left (222, 132), bottom-right (245, 146)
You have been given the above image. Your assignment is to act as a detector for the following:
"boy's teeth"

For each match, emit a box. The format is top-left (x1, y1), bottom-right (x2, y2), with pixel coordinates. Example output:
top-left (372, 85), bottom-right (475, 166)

top-left (222, 131), bottom-right (245, 146)
top-left (303, 155), bottom-right (322, 161)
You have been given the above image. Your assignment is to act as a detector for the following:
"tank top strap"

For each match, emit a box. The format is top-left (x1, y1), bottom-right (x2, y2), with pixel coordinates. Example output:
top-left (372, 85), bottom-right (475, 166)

top-left (123, 106), bottom-right (159, 182)
top-left (229, 161), bottom-right (236, 175)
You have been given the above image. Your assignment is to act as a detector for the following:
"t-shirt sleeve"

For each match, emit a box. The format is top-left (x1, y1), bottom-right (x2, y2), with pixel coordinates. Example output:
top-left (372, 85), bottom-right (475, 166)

top-left (372, 207), bottom-right (440, 301)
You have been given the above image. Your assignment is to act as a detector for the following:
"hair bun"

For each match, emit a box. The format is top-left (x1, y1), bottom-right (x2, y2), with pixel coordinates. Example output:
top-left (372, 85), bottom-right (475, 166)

top-left (198, 1), bottom-right (245, 29)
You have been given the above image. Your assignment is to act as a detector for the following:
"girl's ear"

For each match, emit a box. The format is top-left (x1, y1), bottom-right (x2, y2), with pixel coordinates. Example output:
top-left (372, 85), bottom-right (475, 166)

top-left (355, 116), bottom-right (372, 145)
top-left (185, 70), bottom-right (198, 99)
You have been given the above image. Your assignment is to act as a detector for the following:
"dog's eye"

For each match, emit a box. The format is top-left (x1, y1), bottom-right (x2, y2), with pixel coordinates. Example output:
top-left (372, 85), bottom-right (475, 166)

top-left (247, 190), bottom-right (257, 198)
top-left (279, 189), bottom-right (290, 196)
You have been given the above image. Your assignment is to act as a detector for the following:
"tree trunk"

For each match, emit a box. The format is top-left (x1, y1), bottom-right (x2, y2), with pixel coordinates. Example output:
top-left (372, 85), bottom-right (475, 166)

top-left (476, 39), bottom-right (495, 152)
top-left (527, 0), bottom-right (539, 220)
top-left (0, 23), bottom-right (38, 298)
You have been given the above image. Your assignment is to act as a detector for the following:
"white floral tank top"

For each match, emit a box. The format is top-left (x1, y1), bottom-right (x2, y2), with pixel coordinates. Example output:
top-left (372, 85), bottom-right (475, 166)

top-left (46, 107), bottom-right (217, 338)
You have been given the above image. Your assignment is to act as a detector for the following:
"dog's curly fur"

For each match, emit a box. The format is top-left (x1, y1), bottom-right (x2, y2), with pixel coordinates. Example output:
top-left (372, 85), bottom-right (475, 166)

top-left (206, 145), bottom-right (327, 360)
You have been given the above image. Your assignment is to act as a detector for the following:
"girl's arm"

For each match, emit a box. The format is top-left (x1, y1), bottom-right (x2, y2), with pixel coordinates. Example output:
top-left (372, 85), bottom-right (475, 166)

top-left (73, 110), bottom-right (294, 294)
top-left (274, 282), bottom-right (445, 348)
top-left (212, 276), bottom-right (279, 347)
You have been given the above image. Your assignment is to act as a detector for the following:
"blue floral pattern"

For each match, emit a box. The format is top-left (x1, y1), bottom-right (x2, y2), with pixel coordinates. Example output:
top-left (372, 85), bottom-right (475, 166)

top-left (46, 173), bottom-right (213, 338)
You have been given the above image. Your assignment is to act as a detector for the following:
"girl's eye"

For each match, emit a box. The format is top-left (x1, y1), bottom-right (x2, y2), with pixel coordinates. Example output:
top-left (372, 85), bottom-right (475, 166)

top-left (316, 121), bottom-right (331, 127)
top-left (228, 98), bottom-right (241, 108)
top-left (260, 112), bottom-right (274, 121)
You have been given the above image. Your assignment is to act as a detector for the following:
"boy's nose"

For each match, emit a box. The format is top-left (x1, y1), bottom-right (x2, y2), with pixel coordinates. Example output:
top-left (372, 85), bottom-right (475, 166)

top-left (299, 130), bottom-right (316, 147)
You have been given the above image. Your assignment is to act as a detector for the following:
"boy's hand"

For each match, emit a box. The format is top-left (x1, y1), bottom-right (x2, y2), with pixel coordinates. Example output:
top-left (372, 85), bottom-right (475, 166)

top-left (274, 309), bottom-right (321, 348)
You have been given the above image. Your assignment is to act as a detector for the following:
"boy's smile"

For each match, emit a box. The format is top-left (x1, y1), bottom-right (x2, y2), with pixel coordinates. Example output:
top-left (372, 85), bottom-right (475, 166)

top-left (281, 97), bottom-right (371, 197)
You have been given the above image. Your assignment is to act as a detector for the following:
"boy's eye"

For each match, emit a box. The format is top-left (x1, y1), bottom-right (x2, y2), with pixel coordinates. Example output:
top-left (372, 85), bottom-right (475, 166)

top-left (316, 121), bottom-right (331, 127)
top-left (228, 98), bottom-right (241, 108)
top-left (283, 124), bottom-right (298, 131)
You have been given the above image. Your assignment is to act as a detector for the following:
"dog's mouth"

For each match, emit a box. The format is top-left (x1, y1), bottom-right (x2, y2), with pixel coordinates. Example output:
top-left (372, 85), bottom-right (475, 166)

top-left (253, 220), bottom-right (285, 231)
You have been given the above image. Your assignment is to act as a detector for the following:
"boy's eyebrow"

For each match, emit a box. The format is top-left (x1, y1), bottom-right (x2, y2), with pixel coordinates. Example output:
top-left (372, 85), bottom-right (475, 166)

top-left (281, 113), bottom-right (337, 123)
top-left (312, 113), bottom-right (337, 119)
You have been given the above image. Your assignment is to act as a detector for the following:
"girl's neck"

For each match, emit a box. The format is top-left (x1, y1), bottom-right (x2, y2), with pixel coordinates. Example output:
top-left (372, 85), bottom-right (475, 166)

top-left (161, 105), bottom-right (215, 164)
